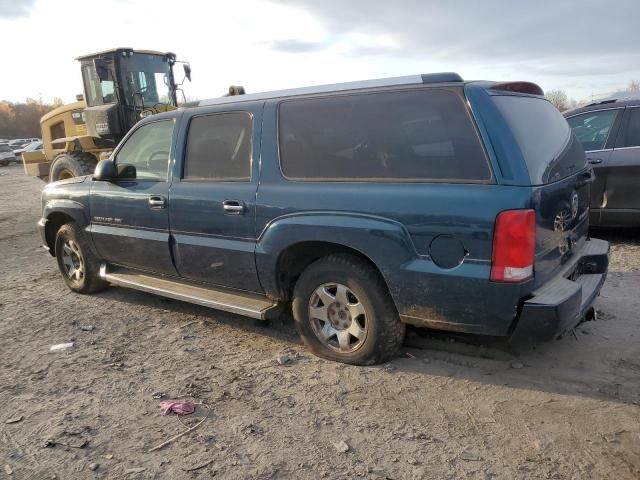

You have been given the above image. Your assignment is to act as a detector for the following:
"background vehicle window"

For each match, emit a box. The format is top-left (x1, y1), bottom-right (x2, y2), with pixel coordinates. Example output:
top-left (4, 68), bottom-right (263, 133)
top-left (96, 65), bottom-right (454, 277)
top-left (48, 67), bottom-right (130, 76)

top-left (115, 120), bottom-right (174, 181)
top-left (278, 90), bottom-right (491, 182)
top-left (566, 109), bottom-right (619, 152)
top-left (183, 112), bottom-right (252, 181)
top-left (619, 108), bottom-right (640, 148)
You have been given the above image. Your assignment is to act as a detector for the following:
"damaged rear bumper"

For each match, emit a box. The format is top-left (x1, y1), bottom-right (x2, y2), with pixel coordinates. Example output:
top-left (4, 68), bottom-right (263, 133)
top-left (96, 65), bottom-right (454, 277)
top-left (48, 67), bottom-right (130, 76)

top-left (510, 238), bottom-right (609, 343)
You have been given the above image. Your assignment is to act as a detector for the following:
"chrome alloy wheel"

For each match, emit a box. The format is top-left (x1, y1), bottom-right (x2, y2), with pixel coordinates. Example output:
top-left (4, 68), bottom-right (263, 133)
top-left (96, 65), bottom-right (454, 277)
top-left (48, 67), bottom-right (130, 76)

top-left (61, 239), bottom-right (84, 283)
top-left (308, 283), bottom-right (368, 353)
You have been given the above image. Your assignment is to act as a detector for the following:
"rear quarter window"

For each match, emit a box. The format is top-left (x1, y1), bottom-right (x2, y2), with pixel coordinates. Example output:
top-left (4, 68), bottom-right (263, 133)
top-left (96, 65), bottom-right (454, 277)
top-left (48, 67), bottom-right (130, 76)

top-left (493, 95), bottom-right (586, 184)
top-left (278, 89), bottom-right (492, 182)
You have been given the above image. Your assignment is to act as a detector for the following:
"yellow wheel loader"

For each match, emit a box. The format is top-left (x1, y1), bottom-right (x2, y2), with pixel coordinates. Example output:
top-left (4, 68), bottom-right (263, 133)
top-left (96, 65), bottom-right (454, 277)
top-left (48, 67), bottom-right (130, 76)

top-left (22, 48), bottom-right (190, 181)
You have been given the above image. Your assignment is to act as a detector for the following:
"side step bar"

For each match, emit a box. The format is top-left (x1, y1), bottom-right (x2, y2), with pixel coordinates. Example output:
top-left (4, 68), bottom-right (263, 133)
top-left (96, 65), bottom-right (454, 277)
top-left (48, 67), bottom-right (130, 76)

top-left (99, 265), bottom-right (280, 320)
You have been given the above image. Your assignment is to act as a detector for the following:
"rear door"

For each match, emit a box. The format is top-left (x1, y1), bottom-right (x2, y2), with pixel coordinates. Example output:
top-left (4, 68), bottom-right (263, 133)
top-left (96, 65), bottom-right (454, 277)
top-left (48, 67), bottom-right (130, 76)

top-left (565, 107), bottom-right (624, 219)
top-left (604, 106), bottom-right (640, 223)
top-left (168, 104), bottom-right (263, 293)
top-left (90, 118), bottom-right (177, 275)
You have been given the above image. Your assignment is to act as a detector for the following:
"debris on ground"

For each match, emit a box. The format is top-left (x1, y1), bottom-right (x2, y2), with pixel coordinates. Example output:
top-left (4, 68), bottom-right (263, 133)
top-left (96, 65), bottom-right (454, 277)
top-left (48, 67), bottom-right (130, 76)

top-left (334, 440), bottom-right (350, 453)
top-left (80, 325), bottom-right (95, 331)
top-left (88, 462), bottom-right (99, 471)
top-left (276, 352), bottom-right (293, 365)
top-left (5, 415), bottom-right (23, 424)
top-left (49, 342), bottom-right (74, 353)
top-left (152, 392), bottom-right (167, 399)
top-left (510, 361), bottom-right (524, 369)
top-left (4, 464), bottom-right (13, 475)
top-left (383, 363), bottom-right (396, 373)
top-left (159, 400), bottom-right (195, 415)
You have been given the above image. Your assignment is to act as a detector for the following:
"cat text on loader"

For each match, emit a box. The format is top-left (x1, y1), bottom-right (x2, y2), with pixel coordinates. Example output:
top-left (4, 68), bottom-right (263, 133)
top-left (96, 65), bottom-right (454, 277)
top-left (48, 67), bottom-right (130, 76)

top-left (22, 48), bottom-right (190, 181)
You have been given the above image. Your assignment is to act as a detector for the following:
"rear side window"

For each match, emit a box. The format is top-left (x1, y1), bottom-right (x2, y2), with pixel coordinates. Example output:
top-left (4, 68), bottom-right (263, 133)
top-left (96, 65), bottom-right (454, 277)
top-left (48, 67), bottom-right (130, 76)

top-left (183, 112), bottom-right (252, 181)
top-left (494, 95), bottom-right (586, 184)
top-left (566, 109), bottom-right (620, 151)
top-left (618, 107), bottom-right (640, 148)
top-left (278, 89), bottom-right (491, 182)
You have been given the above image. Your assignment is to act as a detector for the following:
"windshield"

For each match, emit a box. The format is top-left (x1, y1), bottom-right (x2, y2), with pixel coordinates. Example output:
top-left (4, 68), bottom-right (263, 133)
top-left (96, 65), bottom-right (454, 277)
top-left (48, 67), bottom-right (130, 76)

top-left (493, 95), bottom-right (586, 184)
top-left (119, 54), bottom-right (175, 107)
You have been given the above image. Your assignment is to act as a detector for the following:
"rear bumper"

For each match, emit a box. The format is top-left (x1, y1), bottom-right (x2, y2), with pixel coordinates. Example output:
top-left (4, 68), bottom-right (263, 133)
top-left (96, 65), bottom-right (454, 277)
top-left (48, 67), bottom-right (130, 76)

top-left (510, 238), bottom-right (609, 342)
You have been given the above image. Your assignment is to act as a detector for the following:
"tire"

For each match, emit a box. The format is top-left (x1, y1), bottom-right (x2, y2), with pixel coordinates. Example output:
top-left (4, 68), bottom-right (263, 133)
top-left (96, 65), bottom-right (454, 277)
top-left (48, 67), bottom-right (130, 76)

top-left (292, 254), bottom-right (405, 365)
top-left (54, 223), bottom-right (108, 294)
top-left (50, 152), bottom-right (97, 182)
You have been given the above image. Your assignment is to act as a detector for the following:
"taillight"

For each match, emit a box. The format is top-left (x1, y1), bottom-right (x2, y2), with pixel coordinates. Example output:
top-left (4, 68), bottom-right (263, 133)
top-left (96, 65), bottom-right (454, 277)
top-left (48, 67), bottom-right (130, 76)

top-left (490, 209), bottom-right (536, 283)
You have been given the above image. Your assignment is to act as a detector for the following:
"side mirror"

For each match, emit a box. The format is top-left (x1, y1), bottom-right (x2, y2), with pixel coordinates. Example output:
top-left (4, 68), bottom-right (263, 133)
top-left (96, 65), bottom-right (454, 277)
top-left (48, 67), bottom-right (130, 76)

top-left (93, 159), bottom-right (117, 181)
top-left (183, 63), bottom-right (192, 82)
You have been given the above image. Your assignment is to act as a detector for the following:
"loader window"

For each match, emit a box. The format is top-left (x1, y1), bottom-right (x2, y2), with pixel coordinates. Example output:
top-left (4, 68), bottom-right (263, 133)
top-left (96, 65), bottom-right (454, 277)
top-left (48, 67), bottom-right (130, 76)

top-left (82, 64), bottom-right (116, 107)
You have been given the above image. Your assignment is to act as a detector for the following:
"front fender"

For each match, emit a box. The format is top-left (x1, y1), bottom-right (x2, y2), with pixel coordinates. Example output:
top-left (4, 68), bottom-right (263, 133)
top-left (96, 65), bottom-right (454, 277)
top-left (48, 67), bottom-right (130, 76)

top-left (255, 212), bottom-right (419, 302)
top-left (43, 199), bottom-right (90, 229)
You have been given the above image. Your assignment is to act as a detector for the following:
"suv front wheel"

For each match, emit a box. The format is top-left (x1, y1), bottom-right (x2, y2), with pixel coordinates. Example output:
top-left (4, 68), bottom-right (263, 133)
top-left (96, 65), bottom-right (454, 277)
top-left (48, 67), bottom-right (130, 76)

top-left (292, 254), bottom-right (405, 365)
top-left (55, 223), bottom-right (108, 294)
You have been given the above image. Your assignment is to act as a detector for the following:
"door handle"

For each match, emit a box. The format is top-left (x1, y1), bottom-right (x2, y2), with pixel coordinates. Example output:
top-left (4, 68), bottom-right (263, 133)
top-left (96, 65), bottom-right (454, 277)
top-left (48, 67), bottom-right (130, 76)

top-left (223, 200), bottom-right (245, 215)
top-left (588, 158), bottom-right (603, 165)
top-left (148, 195), bottom-right (167, 209)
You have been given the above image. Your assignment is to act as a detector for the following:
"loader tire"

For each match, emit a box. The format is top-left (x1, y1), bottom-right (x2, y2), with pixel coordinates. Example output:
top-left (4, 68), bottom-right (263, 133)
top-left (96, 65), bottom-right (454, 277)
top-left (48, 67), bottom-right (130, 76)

top-left (50, 152), bottom-right (97, 182)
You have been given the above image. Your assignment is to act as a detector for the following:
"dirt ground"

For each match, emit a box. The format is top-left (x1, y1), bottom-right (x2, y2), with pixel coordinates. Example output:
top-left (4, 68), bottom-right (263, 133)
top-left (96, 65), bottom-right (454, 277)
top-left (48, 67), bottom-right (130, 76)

top-left (0, 164), bottom-right (639, 480)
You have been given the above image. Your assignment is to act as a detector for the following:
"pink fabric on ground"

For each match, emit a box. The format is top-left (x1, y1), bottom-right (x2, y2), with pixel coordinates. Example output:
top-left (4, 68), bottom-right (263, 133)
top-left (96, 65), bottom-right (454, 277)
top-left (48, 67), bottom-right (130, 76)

top-left (159, 400), bottom-right (195, 415)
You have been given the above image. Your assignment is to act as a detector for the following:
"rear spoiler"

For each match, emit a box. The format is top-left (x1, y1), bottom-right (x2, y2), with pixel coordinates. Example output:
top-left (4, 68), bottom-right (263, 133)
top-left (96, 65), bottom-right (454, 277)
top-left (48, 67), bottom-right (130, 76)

top-left (491, 82), bottom-right (544, 96)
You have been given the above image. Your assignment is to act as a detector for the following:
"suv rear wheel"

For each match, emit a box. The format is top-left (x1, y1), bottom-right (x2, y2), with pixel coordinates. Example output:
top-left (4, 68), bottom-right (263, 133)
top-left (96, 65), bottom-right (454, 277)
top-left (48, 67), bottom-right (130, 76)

top-left (55, 223), bottom-right (108, 294)
top-left (292, 254), bottom-right (405, 365)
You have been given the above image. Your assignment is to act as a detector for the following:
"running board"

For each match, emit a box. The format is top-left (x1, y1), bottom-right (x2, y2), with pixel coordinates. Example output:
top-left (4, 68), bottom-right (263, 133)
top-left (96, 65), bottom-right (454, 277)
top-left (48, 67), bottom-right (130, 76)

top-left (99, 265), bottom-right (279, 320)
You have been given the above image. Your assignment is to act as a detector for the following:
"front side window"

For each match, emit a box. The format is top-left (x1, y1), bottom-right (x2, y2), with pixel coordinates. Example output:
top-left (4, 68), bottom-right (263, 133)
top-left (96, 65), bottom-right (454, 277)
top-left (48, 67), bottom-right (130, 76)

top-left (278, 89), bottom-right (491, 182)
top-left (115, 120), bottom-right (174, 181)
top-left (183, 112), bottom-right (252, 181)
top-left (566, 109), bottom-right (620, 152)
top-left (119, 54), bottom-right (174, 107)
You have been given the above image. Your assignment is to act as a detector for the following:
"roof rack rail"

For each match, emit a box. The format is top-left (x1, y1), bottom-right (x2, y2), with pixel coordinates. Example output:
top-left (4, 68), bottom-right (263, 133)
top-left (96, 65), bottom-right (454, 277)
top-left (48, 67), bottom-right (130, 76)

top-left (198, 72), bottom-right (465, 107)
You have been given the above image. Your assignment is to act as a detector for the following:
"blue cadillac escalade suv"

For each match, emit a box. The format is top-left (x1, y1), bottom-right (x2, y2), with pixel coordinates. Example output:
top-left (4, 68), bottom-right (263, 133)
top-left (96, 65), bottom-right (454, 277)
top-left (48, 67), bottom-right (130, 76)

top-left (39, 73), bottom-right (609, 365)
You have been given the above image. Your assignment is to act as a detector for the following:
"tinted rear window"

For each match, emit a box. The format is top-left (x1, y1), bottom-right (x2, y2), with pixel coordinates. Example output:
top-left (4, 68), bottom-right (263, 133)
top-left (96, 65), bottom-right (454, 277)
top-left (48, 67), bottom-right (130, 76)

top-left (183, 112), bottom-right (252, 181)
top-left (493, 95), bottom-right (586, 184)
top-left (278, 89), bottom-right (492, 182)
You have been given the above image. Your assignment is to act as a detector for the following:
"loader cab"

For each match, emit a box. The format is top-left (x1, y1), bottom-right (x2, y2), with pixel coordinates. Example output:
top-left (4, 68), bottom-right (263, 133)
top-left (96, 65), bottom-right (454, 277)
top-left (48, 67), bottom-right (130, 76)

top-left (78, 48), bottom-right (185, 145)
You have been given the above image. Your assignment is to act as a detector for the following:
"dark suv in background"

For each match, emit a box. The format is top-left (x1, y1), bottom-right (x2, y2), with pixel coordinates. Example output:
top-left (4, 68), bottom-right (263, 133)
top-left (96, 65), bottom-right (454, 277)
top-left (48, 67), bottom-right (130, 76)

top-left (565, 94), bottom-right (640, 227)
top-left (39, 73), bottom-right (609, 365)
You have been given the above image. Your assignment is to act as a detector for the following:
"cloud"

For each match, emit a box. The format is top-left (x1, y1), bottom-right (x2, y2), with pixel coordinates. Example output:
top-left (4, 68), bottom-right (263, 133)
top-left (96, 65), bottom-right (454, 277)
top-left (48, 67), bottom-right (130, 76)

top-left (268, 0), bottom-right (640, 76)
top-left (271, 39), bottom-right (325, 53)
top-left (0, 0), bottom-right (35, 18)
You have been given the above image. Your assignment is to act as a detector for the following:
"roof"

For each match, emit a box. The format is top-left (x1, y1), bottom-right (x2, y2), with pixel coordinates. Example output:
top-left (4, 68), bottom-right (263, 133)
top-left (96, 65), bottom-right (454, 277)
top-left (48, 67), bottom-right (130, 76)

top-left (197, 72), bottom-right (464, 107)
top-left (76, 48), bottom-right (175, 61)
top-left (563, 96), bottom-right (640, 117)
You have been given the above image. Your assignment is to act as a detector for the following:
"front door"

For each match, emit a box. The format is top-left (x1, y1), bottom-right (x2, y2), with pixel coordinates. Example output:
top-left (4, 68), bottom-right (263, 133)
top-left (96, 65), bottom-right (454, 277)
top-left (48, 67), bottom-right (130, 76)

top-left (90, 118), bottom-right (177, 275)
top-left (169, 105), bottom-right (263, 292)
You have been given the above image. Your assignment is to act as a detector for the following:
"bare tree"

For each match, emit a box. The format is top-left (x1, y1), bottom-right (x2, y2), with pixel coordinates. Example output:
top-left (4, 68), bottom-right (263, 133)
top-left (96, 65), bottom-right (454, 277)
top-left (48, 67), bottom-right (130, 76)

top-left (545, 89), bottom-right (569, 111)
top-left (627, 80), bottom-right (640, 92)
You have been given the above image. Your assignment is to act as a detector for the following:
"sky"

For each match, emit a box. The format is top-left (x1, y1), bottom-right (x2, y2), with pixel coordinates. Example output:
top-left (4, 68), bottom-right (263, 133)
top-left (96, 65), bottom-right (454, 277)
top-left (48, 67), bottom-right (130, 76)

top-left (1, 0), bottom-right (639, 105)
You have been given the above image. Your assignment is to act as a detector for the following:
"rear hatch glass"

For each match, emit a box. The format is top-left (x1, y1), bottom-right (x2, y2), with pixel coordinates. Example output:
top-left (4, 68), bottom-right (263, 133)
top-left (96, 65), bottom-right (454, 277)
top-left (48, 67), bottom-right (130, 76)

top-left (493, 95), bottom-right (590, 285)
top-left (493, 95), bottom-right (586, 184)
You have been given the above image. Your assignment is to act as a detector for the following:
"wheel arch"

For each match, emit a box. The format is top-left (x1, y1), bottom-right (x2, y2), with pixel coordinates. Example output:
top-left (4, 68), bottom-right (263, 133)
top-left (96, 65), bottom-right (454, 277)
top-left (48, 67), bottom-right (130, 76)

top-left (255, 212), bottom-right (418, 304)
top-left (43, 201), bottom-right (90, 255)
